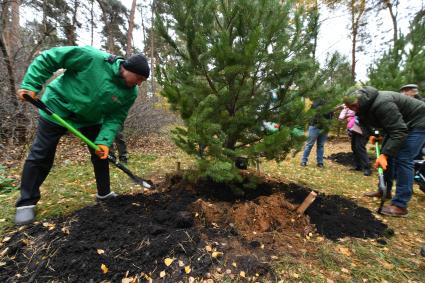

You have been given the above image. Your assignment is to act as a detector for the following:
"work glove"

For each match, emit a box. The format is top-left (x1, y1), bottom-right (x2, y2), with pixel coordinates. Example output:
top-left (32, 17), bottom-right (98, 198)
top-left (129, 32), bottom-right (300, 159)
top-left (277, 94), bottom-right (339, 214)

top-left (17, 89), bottom-right (37, 102)
top-left (95, 144), bottom-right (109, 160)
top-left (374, 154), bottom-right (388, 170)
top-left (369, 136), bottom-right (383, 145)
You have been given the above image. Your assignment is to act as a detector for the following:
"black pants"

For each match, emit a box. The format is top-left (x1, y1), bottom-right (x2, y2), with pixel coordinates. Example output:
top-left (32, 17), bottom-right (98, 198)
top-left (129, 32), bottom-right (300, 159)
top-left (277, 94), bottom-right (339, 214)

top-left (351, 132), bottom-right (370, 170)
top-left (16, 117), bottom-right (110, 207)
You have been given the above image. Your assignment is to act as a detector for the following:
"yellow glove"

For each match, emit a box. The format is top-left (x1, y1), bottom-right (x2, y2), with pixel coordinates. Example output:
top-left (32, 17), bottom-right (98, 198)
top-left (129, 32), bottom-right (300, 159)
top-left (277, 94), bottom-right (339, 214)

top-left (17, 89), bottom-right (36, 102)
top-left (374, 154), bottom-right (388, 170)
top-left (95, 144), bottom-right (109, 159)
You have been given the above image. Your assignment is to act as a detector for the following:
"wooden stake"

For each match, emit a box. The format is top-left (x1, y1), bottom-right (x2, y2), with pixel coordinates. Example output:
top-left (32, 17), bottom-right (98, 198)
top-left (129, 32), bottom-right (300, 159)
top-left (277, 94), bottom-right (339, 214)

top-left (176, 161), bottom-right (181, 171)
top-left (296, 191), bottom-right (317, 214)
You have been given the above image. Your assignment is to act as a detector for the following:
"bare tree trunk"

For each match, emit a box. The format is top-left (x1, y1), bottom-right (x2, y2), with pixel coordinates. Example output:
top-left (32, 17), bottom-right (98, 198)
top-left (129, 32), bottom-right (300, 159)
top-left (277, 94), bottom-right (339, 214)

top-left (63, 0), bottom-right (79, 45)
top-left (384, 0), bottom-right (398, 43)
top-left (91, 0), bottom-right (94, 46)
top-left (150, 0), bottom-right (156, 96)
top-left (140, 4), bottom-right (147, 46)
top-left (10, 0), bottom-right (21, 59)
top-left (349, 0), bottom-right (366, 81)
top-left (0, 35), bottom-right (18, 108)
top-left (127, 0), bottom-right (137, 56)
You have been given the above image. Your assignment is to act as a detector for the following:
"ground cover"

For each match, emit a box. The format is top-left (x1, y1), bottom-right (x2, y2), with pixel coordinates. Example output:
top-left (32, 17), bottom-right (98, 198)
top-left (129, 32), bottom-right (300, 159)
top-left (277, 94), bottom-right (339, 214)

top-left (0, 135), bottom-right (424, 282)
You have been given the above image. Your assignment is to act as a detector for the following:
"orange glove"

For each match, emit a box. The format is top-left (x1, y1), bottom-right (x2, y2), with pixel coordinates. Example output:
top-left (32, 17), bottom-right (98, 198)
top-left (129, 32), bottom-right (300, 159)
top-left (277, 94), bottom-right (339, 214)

top-left (17, 89), bottom-right (37, 102)
top-left (95, 144), bottom-right (109, 159)
top-left (374, 154), bottom-right (388, 170)
top-left (369, 136), bottom-right (383, 145)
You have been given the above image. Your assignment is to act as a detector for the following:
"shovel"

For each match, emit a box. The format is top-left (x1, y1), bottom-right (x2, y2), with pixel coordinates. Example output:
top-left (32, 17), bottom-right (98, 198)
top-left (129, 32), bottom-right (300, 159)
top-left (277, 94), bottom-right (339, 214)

top-left (23, 94), bottom-right (153, 189)
top-left (373, 130), bottom-right (387, 214)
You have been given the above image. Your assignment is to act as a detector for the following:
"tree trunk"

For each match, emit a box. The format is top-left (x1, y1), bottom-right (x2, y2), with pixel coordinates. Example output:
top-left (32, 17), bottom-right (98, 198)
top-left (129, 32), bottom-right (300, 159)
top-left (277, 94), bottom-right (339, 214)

top-left (150, 0), bottom-right (156, 96)
top-left (127, 0), bottom-right (137, 56)
top-left (0, 35), bottom-right (18, 108)
top-left (384, 0), bottom-right (398, 43)
top-left (350, 0), bottom-right (366, 81)
top-left (90, 0), bottom-right (95, 46)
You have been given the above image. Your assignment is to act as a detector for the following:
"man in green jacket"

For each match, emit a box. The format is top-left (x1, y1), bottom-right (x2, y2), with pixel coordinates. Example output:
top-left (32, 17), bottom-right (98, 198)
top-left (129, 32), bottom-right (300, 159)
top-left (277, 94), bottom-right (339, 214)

top-left (15, 46), bottom-right (150, 225)
top-left (343, 86), bottom-right (425, 216)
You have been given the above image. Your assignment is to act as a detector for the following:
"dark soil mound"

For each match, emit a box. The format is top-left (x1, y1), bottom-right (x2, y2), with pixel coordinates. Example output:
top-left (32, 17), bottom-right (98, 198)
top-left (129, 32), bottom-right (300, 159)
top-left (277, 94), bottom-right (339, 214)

top-left (0, 174), bottom-right (391, 282)
top-left (326, 152), bottom-right (356, 167)
top-left (275, 183), bottom-right (392, 240)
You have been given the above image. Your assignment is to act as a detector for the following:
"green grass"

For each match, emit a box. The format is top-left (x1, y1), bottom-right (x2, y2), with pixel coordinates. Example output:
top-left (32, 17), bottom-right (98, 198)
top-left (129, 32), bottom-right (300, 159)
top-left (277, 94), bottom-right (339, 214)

top-left (1, 140), bottom-right (424, 282)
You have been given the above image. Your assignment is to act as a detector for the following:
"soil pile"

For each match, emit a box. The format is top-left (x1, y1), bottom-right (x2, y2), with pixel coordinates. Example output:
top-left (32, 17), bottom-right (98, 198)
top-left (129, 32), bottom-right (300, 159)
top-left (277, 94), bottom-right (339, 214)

top-left (0, 174), bottom-right (391, 282)
top-left (326, 152), bottom-right (356, 167)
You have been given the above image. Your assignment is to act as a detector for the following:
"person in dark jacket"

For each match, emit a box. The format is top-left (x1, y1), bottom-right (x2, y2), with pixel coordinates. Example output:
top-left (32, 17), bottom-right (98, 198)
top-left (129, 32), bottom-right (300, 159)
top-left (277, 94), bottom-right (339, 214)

top-left (343, 86), bottom-right (425, 216)
top-left (111, 127), bottom-right (128, 164)
top-left (400, 84), bottom-right (425, 160)
top-left (399, 84), bottom-right (425, 102)
top-left (300, 99), bottom-right (334, 168)
top-left (15, 46), bottom-right (150, 225)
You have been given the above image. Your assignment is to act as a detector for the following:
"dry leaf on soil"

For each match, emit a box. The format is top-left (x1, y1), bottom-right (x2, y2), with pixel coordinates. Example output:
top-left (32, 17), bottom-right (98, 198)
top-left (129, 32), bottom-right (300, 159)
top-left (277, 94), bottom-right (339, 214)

top-left (101, 264), bottom-right (108, 274)
top-left (164, 258), bottom-right (174, 266)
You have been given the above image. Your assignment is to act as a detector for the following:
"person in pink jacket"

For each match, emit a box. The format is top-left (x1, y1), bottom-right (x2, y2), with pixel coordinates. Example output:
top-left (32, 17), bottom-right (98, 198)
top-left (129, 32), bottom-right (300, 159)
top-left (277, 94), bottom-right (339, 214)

top-left (339, 105), bottom-right (371, 176)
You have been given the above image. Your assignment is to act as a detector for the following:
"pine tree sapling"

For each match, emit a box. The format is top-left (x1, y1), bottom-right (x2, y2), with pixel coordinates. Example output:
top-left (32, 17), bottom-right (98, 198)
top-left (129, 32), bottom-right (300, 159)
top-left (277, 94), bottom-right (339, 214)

top-left (156, 0), bottom-right (340, 182)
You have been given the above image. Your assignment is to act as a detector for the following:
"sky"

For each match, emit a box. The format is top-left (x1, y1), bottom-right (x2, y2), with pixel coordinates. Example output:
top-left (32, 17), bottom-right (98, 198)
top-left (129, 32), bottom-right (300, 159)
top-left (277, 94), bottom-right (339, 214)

top-left (316, 1), bottom-right (424, 81)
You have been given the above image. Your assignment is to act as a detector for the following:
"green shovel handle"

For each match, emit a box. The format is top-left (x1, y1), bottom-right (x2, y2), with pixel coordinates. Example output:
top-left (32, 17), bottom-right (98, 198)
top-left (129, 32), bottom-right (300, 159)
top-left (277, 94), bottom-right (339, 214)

top-left (23, 94), bottom-right (99, 151)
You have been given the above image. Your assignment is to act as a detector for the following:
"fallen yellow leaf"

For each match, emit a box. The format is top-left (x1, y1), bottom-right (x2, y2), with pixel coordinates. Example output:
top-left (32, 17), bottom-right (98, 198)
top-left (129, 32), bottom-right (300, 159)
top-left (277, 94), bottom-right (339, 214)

top-left (211, 251), bottom-right (223, 258)
top-left (205, 245), bottom-right (212, 252)
top-left (240, 271), bottom-right (246, 277)
top-left (164, 258), bottom-right (174, 266)
top-left (2, 237), bottom-right (11, 243)
top-left (336, 246), bottom-right (352, 257)
top-left (160, 270), bottom-right (166, 278)
top-left (341, 267), bottom-right (350, 274)
top-left (122, 277), bottom-right (136, 283)
top-left (97, 249), bottom-right (105, 255)
top-left (185, 265), bottom-right (191, 274)
top-left (178, 260), bottom-right (184, 267)
top-left (101, 263), bottom-right (108, 274)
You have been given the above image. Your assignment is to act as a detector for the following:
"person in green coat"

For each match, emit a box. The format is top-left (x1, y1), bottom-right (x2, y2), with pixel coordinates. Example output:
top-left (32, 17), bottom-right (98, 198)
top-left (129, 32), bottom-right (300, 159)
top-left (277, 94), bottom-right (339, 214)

top-left (343, 86), bottom-right (425, 217)
top-left (15, 46), bottom-right (150, 225)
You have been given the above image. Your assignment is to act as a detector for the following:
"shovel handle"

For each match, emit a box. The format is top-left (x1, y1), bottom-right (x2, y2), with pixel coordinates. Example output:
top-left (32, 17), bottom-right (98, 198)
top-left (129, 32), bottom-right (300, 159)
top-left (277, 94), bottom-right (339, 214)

top-left (23, 94), bottom-right (100, 152)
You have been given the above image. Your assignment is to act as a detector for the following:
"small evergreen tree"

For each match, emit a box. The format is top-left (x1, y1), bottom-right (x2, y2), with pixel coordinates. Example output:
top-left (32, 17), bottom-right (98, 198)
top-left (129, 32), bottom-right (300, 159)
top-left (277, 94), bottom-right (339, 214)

top-left (156, 0), bottom-right (341, 182)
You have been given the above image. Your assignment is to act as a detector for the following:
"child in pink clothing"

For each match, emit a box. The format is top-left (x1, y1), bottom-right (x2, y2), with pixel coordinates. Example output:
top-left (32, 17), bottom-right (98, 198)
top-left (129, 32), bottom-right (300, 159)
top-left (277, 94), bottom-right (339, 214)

top-left (339, 105), bottom-right (370, 175)
top-left (339, 105), bottom-right (361, 134)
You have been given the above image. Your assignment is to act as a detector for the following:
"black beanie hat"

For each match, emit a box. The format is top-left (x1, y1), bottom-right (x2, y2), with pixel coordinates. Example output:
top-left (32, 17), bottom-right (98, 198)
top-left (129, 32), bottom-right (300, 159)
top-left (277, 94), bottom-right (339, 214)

top-left (122, 53), bottom-right (150, 78)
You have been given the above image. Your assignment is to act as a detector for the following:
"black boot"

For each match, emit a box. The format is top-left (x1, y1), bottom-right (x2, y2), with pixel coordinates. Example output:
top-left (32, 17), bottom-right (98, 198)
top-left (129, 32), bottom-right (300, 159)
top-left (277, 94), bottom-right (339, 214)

top-left (363, 168), bottom-right (371, 176)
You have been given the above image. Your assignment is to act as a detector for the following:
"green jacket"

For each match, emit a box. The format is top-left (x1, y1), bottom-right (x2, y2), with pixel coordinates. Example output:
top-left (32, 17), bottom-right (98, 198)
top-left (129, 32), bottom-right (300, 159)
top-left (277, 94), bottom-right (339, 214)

top-left (357, 87), bottom-right (425, 157)
top-left (21, 46), bottom-right (138, 147)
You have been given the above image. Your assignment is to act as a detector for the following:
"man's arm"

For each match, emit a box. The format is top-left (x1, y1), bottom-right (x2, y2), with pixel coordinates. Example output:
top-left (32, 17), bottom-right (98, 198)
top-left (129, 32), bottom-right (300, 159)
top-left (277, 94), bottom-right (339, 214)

top-left (375, 102), bottom-right (409, 157)
top-left (94, 98), bottom-right (136, 147)
top-left (20, 46), bottom-right (92, 93)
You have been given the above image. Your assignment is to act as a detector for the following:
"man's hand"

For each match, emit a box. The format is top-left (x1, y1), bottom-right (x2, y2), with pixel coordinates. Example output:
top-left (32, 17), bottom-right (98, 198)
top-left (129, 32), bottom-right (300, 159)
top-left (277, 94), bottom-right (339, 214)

top-left (369, 135), bottom-right (383, 145)
top-left (374, 154), bottom-right (388, 170)
top-left (17, 89), bottom-right (36, 102)
top-left (95, 144), bottom-right (109, 159)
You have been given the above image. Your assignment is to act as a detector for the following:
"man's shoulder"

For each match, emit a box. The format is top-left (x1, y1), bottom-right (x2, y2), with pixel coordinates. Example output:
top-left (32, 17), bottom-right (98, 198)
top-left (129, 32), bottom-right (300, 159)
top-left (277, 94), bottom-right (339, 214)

top-left (79, 46), bottom-right (110, 58)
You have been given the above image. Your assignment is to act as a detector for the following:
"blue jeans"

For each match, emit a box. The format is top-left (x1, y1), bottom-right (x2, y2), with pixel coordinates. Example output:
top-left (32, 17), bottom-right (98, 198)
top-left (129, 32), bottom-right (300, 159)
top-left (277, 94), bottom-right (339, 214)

top-left (384, 129), bottom-right (425, 208)
top-left (301, 126), bottom-right (328, 164)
